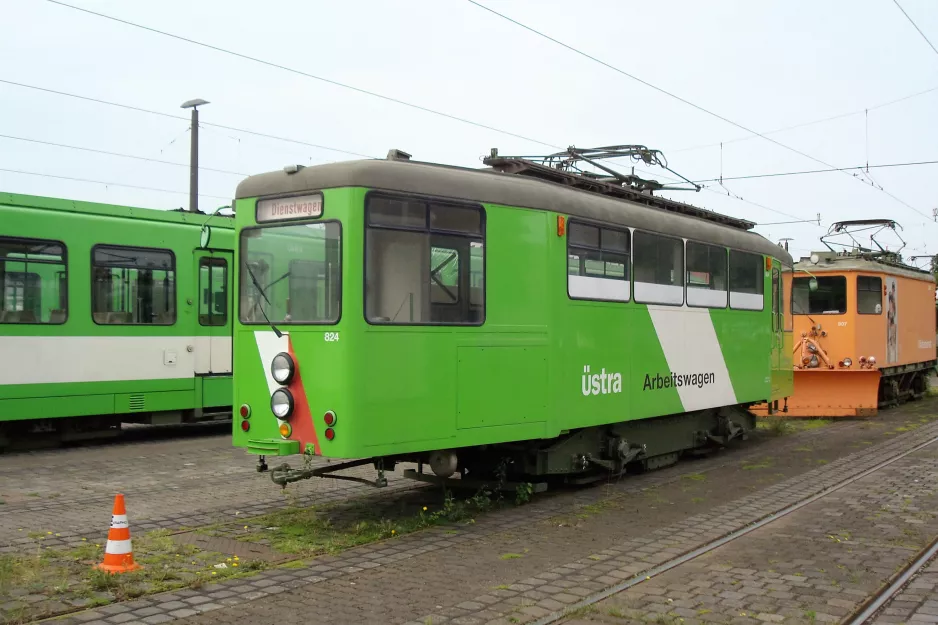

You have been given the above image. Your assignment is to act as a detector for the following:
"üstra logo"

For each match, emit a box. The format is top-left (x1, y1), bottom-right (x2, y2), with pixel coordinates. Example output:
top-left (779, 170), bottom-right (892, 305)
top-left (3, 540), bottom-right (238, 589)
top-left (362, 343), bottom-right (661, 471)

top-left (582, 365), bottom-right (623, 396)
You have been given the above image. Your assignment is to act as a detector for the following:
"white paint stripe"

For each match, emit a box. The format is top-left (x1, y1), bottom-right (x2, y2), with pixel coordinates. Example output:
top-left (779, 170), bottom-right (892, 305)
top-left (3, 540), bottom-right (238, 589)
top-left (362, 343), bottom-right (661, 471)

top-left (254, 331), bottom-right (290, 397)
top-left (569, 275), bottom-right (630, 302)
top-left (730, 291), bottom-right (764, 310)
top-left (635, 282), bottom-right (684, 306)
top-left (0, 336), bottom-right (232, 386)
top-left (647, 305), bottom-right (737, 412)
top-left (105, 538), bottom-right (133, 554)
top-left (687, 287), bottom-right (728, 308)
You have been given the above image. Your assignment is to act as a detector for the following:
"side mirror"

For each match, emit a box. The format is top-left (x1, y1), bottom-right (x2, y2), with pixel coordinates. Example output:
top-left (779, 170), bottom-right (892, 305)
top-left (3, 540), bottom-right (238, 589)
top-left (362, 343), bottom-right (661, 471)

top-left (809, 278), bottom-right (818, 292)
top-left (200, 225), bottom-right (212, 249)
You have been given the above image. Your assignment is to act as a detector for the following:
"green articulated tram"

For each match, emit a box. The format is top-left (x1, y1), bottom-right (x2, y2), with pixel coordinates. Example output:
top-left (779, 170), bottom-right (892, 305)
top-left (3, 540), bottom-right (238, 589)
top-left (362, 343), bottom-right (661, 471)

top-left (0, 192), bottom-right (235, 447)
top-left (228, 150), bottom-right (794, 487)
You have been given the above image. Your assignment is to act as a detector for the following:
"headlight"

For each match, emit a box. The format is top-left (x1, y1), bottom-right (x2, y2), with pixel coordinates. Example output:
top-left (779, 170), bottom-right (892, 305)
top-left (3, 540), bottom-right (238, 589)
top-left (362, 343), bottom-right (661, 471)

top-left (271, 352), bottom-right (295, 385)
top-left (271, 388), bottom-right (295, 419)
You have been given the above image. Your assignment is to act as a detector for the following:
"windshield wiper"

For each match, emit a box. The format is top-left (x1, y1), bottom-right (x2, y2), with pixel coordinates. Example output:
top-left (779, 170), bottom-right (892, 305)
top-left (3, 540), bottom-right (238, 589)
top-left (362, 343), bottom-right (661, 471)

top-left (244, 262), bottom-right (282, 338)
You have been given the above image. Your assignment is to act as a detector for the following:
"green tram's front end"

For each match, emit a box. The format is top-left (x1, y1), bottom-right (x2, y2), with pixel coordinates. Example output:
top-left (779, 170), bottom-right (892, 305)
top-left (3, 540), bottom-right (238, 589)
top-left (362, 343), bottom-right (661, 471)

top-left (232, 171), bottom-right (347, 462)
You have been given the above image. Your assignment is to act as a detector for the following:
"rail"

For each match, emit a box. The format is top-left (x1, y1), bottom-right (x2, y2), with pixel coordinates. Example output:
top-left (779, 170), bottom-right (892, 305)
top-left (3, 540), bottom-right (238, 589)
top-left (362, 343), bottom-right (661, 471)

top-left (530, 435), bottom-right (938, 625)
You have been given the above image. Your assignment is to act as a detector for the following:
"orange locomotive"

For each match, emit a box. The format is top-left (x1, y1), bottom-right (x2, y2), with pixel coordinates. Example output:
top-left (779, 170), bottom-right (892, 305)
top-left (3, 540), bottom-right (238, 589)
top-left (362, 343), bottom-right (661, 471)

top-left (781, 220), bottom-right (936, 417)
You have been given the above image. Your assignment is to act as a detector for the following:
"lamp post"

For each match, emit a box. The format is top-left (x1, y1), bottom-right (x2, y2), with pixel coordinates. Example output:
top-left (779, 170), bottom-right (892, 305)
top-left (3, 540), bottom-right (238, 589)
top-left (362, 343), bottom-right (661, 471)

top-left (180, 98), bottom-right (209, 213)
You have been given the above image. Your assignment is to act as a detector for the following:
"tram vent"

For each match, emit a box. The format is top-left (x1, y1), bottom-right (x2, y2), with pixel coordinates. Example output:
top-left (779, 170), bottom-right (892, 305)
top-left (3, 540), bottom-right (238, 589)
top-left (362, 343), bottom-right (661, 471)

top-left (128, 394), bottom-right (146, 412)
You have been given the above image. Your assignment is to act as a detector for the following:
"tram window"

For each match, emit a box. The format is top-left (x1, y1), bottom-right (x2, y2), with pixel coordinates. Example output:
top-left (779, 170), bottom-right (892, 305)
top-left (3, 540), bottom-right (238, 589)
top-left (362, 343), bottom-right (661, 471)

top-left (367, 197), bottom-right (426, 229)
top-left (857, 276), bottom-right (883, 315)
top-left (198, 257), bottom-right (228, 326)
top-left (92, 245), bottom-right (175, 325)
top-left (430, 247), bottom-right (459, 304)
top-left (633, 230), bottom-right (683, 305)
top-left (0, 237), bottom-right (67, 324)
top-left (729, 250), bottom-right (764, 311)
top-left (365, 194), bottom-right (484, 325)
top-left (686, 241), bottom-right (727, 308)
top-left (239, 223), bottom-right (341, 325)
top-left (567, 222), bottom-right (630, 302)
top-left (792, 276), bottom-right (847, 315)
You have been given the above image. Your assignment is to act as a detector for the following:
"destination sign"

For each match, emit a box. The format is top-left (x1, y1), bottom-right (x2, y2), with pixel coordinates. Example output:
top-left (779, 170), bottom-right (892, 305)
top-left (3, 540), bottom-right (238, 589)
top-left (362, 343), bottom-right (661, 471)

top-left (256, 194), bottom-right (323, 222)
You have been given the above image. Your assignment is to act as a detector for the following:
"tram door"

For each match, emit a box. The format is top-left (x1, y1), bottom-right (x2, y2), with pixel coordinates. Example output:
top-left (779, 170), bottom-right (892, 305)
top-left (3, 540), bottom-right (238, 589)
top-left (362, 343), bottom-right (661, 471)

top-left (770, 261), bottom-right (784, 397)
top-left (193, 250), bottom-right (233, 375)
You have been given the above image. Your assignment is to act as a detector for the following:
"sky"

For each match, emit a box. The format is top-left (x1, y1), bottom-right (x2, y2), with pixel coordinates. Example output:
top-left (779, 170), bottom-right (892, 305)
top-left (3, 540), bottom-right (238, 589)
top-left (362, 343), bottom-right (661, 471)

top-left (1, 0), bottom-right (937, 264)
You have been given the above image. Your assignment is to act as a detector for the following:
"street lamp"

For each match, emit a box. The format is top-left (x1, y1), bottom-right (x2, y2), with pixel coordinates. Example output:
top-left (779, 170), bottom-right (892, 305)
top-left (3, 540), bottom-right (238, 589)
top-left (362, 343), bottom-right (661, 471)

top-left (181, 98), bottom-right (210, 213)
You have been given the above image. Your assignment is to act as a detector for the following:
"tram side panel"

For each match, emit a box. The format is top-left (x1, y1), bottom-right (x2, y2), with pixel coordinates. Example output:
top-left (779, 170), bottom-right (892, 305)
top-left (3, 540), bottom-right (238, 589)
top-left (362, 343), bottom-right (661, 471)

top-left (0, 194), bottom-right (234, 439)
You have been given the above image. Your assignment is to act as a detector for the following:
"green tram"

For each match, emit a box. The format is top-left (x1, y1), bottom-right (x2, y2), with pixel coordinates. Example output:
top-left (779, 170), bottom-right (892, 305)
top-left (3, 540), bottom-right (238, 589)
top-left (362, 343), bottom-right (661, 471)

top-left (0, 193), bottom-right (235, 446)
top-left (228, 152), bottom-right (794, 486)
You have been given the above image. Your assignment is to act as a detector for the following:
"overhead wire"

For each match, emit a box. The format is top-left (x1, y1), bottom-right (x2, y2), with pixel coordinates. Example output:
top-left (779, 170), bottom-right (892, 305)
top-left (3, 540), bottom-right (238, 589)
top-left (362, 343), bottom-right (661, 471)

top-left (630, 166), bottom-right (812, 224)
top-left (0, 78), bottom-right (374, 160)
top-left (35, 0), bottom-right (841, 226)
top-left (1, 80), bottom-right (808, 227)
top-left (690, 158), bottom-right (938, 184)
top-left (44, 0), bottom-right (557, 150)
top-left (891, 0), bottom-right (938, 59)
top-left (0, 133), bottom-right (249, 176)
top-left (465, 0), bottom-right (933, 221)
top-left (666, 84), bottom-right (938, 155)
top-left (0, 167), bottom-right (230, 200)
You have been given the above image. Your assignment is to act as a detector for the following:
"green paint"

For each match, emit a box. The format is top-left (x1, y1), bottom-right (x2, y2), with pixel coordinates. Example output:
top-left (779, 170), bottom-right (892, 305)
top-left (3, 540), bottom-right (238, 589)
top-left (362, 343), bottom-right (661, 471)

top-left (0, 192), bottom-right (236, 426)
top-left (232, 182), bottom-right (794, 461)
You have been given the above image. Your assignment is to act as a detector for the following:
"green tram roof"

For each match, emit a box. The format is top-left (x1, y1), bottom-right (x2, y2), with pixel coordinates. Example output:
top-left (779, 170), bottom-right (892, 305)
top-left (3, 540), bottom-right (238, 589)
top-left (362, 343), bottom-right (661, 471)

top-left (0, 192), bottom-right (234, 229)
top-left (236, 158), bottom-right (792, 264)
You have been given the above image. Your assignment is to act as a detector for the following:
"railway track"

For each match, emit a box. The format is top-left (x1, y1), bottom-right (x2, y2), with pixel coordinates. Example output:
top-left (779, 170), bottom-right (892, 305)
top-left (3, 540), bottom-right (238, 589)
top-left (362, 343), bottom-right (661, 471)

top-left (845, 535), bottom-right (938, 624)
top-left (537, 434), bottom-right (938, 625)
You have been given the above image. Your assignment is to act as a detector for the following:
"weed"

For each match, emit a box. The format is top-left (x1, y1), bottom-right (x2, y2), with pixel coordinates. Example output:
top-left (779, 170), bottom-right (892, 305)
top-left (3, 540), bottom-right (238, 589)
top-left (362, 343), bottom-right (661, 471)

top-left (742, 458), bottom-right (773, 470)
top-left (682, 473), bottom-right (706, 482)
top-left (514, 482), bottom-right (534, 505)
top-left (0, 526), bottom-right (249, 622)
top-left (691, 497), bottom-right (705, 504)
top-left (499, 553), bottom-right (522, 560)
top-left (565, 605), bottom-right (597, 618)
top-left (759, 417), bottom-right (793, 436)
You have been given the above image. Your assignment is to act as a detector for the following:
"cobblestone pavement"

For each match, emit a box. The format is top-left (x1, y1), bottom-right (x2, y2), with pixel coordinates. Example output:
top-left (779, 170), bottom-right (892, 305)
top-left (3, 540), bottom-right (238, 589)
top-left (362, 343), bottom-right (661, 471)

top-left (0, 425), bottom-right (421, 553)
top-left (564, 444), bottom-right (938, 625)
top-left (40, 398), bottom-right (938, 625)
top-left (869, 558), bottom-right (938, 624)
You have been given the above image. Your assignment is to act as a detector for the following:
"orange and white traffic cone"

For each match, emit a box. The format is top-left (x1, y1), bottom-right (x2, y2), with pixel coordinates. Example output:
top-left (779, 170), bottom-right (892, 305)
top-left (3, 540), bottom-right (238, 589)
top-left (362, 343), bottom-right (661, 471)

top-left (95, 493), bottom-right (142, 573)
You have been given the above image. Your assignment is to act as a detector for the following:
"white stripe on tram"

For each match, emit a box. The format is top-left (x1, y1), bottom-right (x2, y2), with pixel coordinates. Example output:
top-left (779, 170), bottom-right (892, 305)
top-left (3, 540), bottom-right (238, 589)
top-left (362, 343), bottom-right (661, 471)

top-left (646, 305), bottom-right (738, 412)
top-left (0, 336), bottom-right (231, 386)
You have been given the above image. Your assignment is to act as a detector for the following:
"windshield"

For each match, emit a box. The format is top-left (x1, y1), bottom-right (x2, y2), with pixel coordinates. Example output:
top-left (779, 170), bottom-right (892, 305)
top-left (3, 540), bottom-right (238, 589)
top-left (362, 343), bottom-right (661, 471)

top-left (239, 222), bottom-right (341, 324)
top-left (792, 275), bottom-right (846, 315)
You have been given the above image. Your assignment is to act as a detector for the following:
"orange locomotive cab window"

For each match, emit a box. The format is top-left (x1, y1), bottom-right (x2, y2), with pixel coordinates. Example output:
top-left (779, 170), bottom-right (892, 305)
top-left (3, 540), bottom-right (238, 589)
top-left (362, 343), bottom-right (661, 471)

top-left (857, 275), bottom-right (883, 314)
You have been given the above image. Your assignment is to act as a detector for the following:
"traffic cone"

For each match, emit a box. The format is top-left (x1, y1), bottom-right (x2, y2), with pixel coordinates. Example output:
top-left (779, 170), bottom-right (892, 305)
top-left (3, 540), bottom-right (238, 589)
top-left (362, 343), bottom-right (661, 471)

top-left (95, 493), bottom-right (142, 573)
